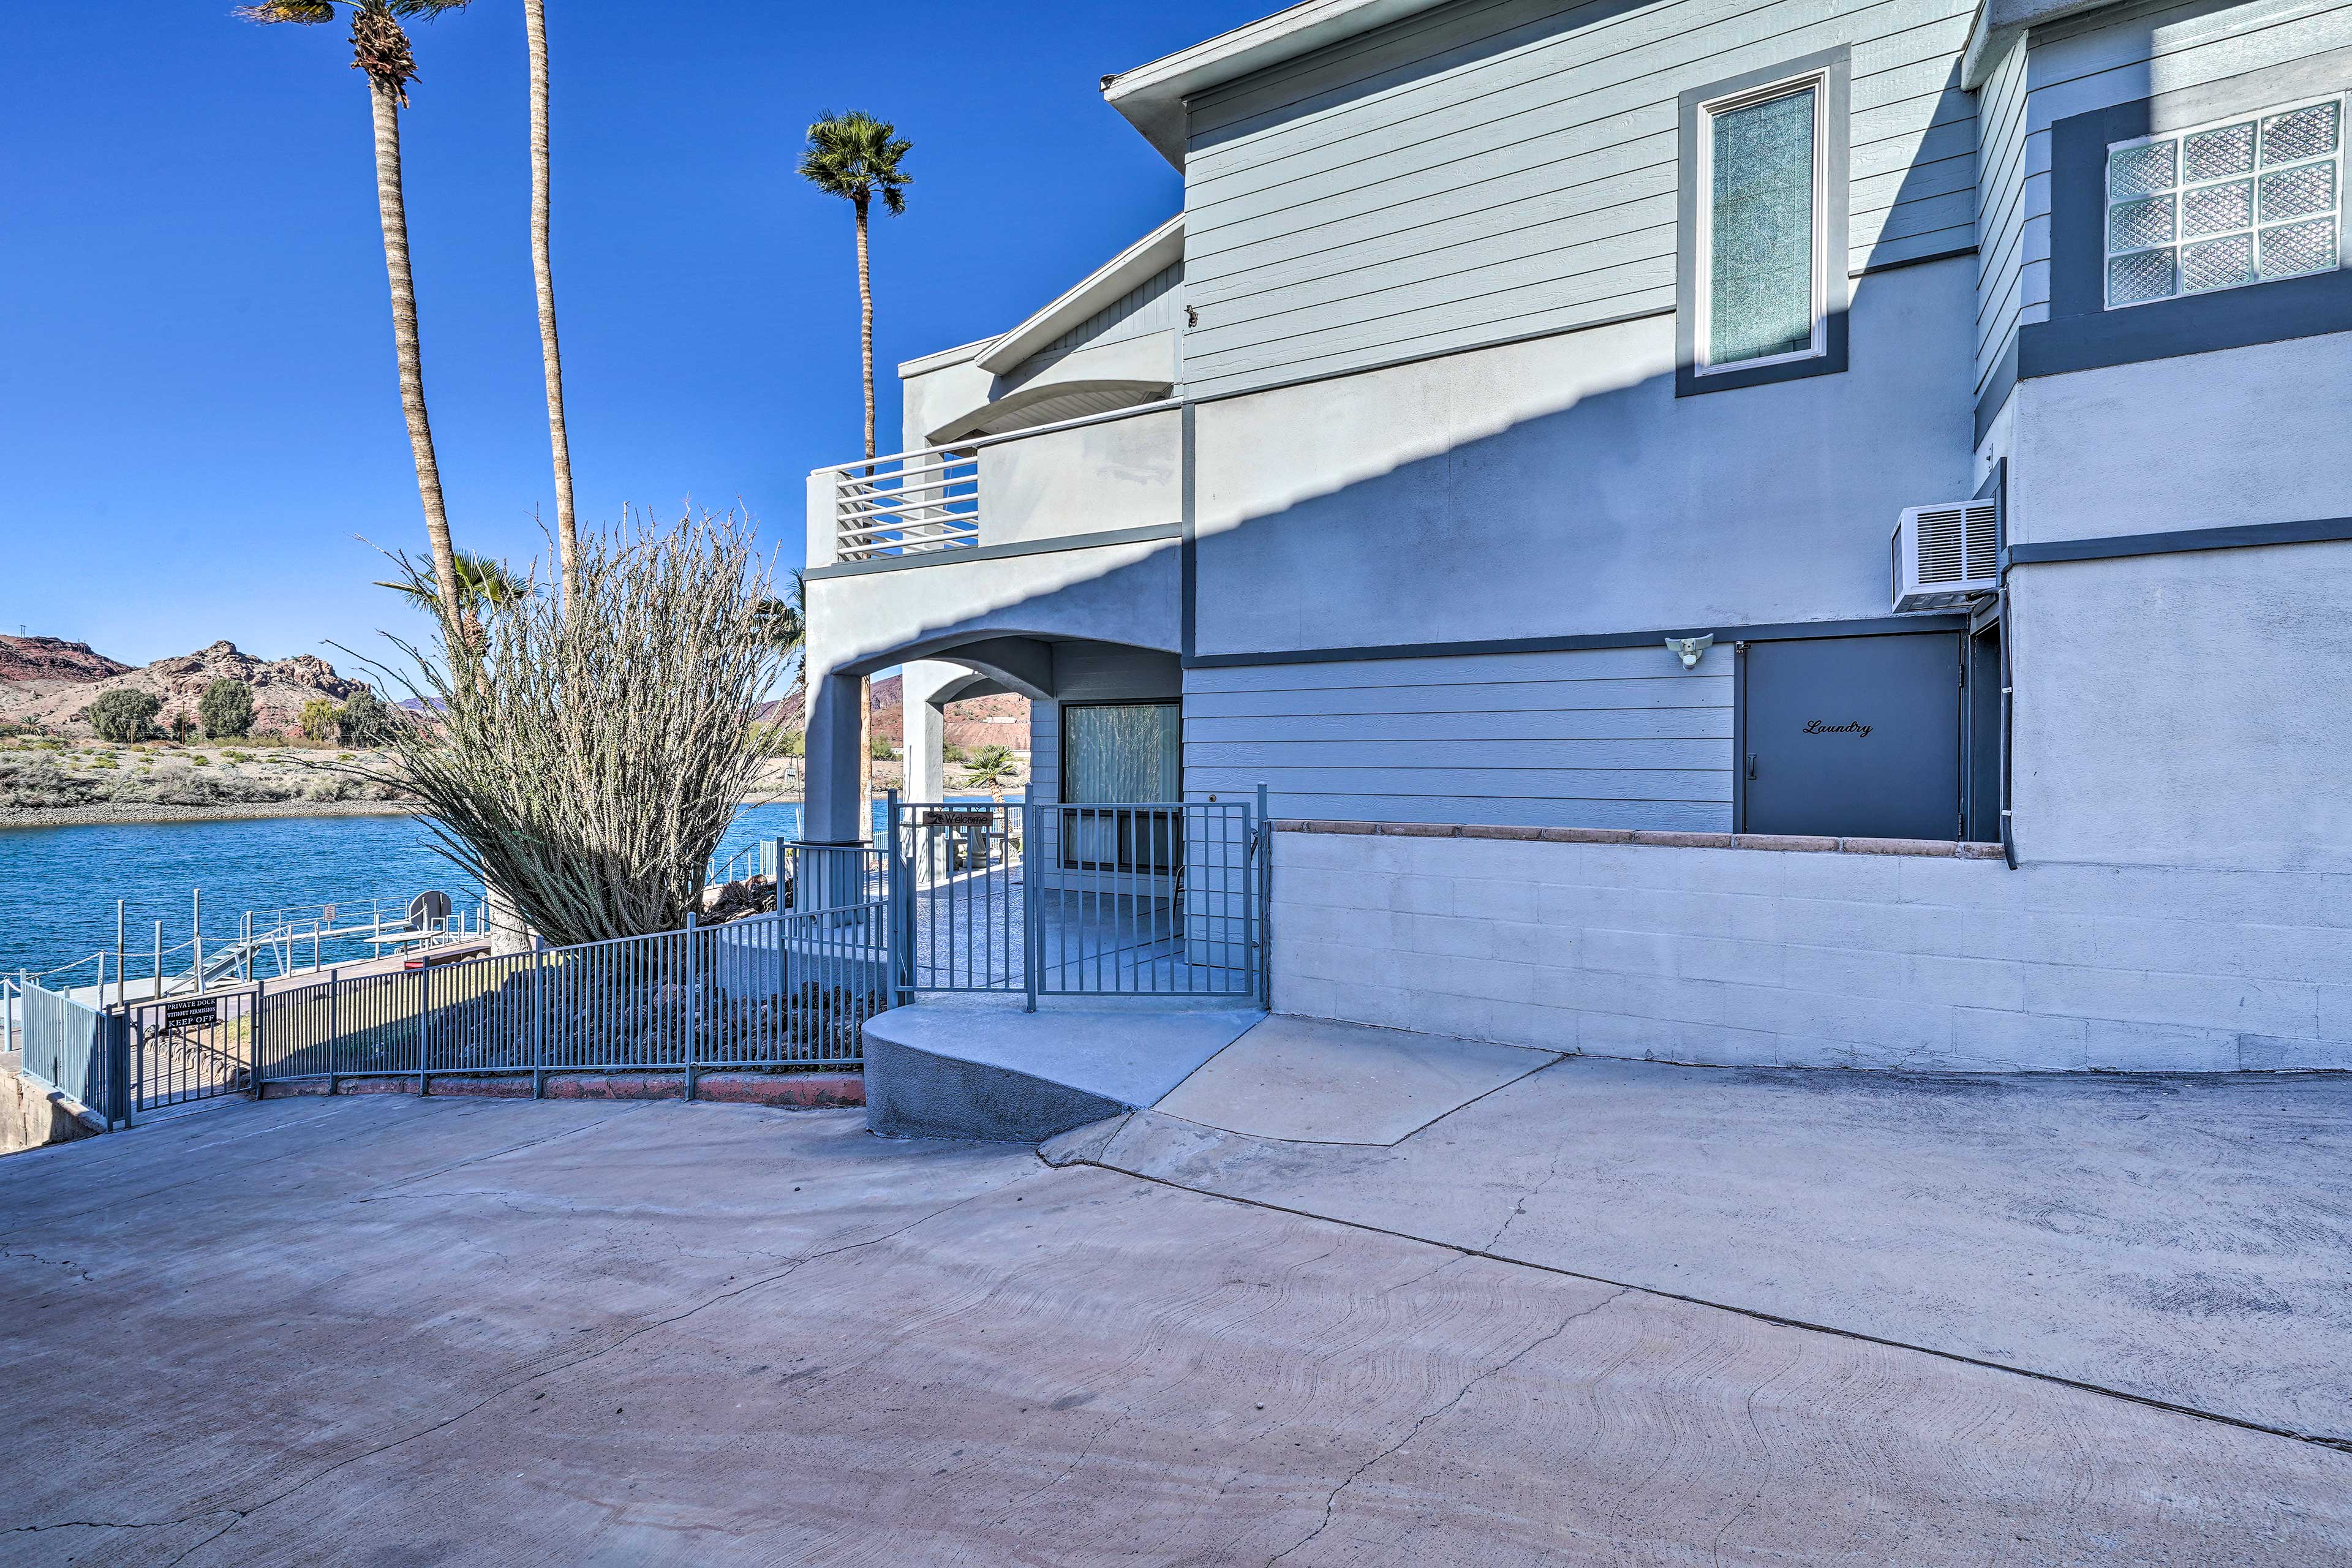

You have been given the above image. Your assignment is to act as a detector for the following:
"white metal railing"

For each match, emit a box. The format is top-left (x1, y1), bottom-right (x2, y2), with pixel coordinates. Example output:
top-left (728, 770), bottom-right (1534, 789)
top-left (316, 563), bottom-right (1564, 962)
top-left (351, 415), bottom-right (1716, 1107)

top-left (831, 447), bottom-right (979, 562)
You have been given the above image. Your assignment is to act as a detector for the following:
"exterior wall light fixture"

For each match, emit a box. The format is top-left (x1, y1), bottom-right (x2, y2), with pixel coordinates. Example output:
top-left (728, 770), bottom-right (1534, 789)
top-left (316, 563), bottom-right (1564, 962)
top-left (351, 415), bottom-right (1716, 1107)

top-left (1666, 634), bottom-right (1715, 670)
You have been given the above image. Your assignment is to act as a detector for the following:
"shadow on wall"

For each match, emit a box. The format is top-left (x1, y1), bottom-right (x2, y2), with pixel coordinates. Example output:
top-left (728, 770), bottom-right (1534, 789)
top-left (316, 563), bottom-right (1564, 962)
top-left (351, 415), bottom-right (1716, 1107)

top-left (1192, 262), bottom-right (1975, 658)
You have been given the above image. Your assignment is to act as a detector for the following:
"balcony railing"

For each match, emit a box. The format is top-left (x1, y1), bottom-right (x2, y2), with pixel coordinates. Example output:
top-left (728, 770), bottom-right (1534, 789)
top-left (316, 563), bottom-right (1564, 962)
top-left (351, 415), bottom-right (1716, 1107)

top-left (831, 447), bottom-right (979, 562)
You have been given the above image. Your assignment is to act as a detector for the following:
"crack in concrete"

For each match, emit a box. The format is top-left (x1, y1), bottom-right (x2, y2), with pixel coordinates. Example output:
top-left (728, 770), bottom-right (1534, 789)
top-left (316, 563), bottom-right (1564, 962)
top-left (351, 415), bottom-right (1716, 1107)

top-left (1264, 1287), bottom-right (1630, 1566)
top-left (1481, 1136), bottom-right (1572, 1256)
top-left (1, 1515), bottom-right (224, 1535)
top-left (1066, 1156), bottom-right (2352, 1459)
top-left (0, 1245), bottom-right (96, 1285)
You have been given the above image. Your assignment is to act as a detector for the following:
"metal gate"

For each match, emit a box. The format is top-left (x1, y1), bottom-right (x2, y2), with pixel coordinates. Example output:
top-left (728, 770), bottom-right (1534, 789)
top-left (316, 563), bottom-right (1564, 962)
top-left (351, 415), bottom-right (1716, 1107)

top-left (121, 989), bottom-right (255, 1115)
top-left (888, 787), bottom-right (1267, 1006)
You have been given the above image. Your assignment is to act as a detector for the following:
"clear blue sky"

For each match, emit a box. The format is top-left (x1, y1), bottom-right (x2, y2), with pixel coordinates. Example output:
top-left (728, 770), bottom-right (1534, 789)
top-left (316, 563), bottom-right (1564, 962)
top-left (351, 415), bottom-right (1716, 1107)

top-left (2, 1), bottom-right (1268, 667)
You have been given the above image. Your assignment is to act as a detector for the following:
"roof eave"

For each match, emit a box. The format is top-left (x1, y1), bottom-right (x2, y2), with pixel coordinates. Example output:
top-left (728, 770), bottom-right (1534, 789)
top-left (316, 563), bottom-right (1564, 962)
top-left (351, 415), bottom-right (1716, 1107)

top-left (974, 216), bottom-right (1186, 375)
top-left (1101, 0), bottom-right (1458, 165)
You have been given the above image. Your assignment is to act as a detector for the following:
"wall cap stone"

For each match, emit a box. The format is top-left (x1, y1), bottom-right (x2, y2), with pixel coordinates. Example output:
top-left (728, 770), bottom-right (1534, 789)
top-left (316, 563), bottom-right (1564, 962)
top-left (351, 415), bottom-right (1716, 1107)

top-left (1274, 819), bottom-right (2003, 861)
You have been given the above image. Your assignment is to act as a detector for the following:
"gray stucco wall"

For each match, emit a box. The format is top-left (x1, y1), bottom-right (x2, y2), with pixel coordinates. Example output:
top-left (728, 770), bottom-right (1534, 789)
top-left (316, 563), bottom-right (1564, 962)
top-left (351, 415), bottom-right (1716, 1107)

top-left (2010, 540), bottom-right (2352, 873)
top-left (1182, 0), bottom-right (1978, 397)
top-left (2008, 333), bottom-right (2352, 545)
top-left (1192, 255), bottom-right (1975, 656)
top-left (800, 540), bottom-right (1181, 688)
top-left (981, 409), bottom-right (1182, 546)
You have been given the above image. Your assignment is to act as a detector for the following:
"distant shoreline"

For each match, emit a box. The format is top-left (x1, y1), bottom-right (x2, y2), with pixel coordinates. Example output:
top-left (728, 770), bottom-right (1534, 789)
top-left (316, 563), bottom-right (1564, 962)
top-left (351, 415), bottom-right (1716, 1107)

top-left (0, 794), bottom-right (820, 832)
top-left (0, 801), bottom-right (424, 831)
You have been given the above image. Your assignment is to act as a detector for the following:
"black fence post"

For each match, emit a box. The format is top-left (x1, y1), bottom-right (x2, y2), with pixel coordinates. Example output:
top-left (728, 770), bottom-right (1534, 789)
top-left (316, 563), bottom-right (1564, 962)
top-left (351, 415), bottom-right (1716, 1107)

top-left (1022, 788), bottom-right (1041, 1013)
top-left (249, 983), bottom-right (264, 1102)
top-left (106, 1009), bottom-right (132, 1130)
top-left (684, 914), bottom-right (699, 1104)
top-left (1257, 782), bottom-right (1273, 1013)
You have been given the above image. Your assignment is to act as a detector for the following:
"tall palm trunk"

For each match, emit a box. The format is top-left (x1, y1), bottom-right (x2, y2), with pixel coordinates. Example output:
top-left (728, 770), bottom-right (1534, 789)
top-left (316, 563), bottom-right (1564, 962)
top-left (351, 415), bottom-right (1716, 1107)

top-left (367, 76), bottom-right (467, 625)
top-left (525, 0), bottom-right (578, 612)
top-left (856, 194), bottom-right (875, 461)
top-left (853, 194), bottom-right (875, 826)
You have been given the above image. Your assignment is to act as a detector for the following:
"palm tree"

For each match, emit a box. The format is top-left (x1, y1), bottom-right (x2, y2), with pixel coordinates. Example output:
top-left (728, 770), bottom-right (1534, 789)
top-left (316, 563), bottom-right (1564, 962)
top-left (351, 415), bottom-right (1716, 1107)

top-left (238, 0), bottom-right (476, 633)
top-left (375, 550), bottom-right (530, 617)
top-left (800, 114), bottom-right (908, 829)
top-left (524, 0), bottom-right (579, 611)
top-left (751, 570), bottom-right (807, 658)
top-left (797, 111), bottom-right (912, 464)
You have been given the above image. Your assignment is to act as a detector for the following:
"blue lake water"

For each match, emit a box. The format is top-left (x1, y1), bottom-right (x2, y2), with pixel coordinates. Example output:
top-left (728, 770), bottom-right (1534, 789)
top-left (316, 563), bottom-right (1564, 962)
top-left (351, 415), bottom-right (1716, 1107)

top-left (0, 801), bottom-right (906, 985)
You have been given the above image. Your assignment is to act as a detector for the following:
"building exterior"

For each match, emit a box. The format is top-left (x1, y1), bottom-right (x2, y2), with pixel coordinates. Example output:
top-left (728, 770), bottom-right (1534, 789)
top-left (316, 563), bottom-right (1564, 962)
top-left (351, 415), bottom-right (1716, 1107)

top-left (802, 0), bottom-right (2352, 1072)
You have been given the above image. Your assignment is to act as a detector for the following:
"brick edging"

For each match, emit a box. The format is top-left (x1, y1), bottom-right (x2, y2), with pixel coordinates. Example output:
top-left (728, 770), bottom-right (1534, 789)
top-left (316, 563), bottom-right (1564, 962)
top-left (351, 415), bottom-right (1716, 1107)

top-left (1272, 820), bottom-right (2003, 860)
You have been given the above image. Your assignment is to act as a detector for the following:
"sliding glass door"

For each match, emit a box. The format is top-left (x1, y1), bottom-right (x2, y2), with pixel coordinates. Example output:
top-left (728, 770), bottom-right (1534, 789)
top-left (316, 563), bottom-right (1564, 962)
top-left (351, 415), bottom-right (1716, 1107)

top-left (1061, 702), bottom-right (1181, 873)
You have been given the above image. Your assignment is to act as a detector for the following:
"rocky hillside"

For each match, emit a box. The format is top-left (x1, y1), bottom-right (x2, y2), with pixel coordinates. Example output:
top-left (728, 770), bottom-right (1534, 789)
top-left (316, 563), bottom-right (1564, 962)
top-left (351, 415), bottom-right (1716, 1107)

top-left (760, 673), bottom-right (1030, 750)
top-left (0, 635), bottom-right (132, 685)
top-left (0, 639), bottom-right (373, 739)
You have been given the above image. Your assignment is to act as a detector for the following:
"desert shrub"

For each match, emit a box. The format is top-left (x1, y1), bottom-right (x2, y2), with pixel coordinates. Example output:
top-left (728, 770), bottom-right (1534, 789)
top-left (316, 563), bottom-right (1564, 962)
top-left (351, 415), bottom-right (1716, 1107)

top-left (362, 508), bottom-right (785, 946)
top-left (199, 679), bottom-right (254, 739)
top-left (0, 762), bottom-right (97, 809)
top-left (869, 734), bottom-right (897, 761)
top-left (190, 753), bottom-right (211, 767)
top-left (88, 756), bottom-right (118, 771)
top-left (298, 698), bottom-right (339, 742)
top-left (88, 688), bottom-right (162, 743)
top-left (335, 689), bottom-right (394, 747)
top-left (942, 742), bottom-right (968, 764)
top-left (113, 770), bottom-right (286, 806)
top-left (222, 749), bottom-right (252, 764)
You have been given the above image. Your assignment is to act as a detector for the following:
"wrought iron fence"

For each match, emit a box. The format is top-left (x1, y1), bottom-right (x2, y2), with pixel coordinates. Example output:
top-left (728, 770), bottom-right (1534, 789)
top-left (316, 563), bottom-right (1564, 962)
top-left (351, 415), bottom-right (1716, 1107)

top-left (17, 981), bottom-right (113, 1120)
top-left (248, 897), bottom-right (889, 1096)
top-left (888, 787), bottom-right (1267, 1006)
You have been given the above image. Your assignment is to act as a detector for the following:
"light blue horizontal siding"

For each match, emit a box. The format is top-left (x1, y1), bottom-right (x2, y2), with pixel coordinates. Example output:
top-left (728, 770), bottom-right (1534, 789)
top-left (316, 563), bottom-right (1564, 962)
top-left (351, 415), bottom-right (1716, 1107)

top-left (1187, 674), bottom-right (1732, 718)
top-left (1006, 262), bottom-right (1185, 386)
top-left (1183, 649), bottom-right (1732, 831)
top-left (1184, 0), bottom-right (1978, 396)
top-left (1973, 32), bottom-right (2030, 405)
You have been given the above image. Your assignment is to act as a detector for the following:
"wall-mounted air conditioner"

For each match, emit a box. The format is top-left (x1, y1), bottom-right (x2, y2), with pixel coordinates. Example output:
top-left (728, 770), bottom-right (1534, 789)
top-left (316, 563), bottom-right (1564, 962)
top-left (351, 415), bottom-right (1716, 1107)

top-left (1890, 499), bottom-right (2000, 612)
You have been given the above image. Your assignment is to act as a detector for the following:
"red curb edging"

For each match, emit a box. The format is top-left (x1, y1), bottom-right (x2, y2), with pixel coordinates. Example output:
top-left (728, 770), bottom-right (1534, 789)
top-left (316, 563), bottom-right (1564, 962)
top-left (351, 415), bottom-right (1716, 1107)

top-left (259, 1071), bottom-right (865, 1107)
top-left (1276, 820), bottom-right (1999, 861)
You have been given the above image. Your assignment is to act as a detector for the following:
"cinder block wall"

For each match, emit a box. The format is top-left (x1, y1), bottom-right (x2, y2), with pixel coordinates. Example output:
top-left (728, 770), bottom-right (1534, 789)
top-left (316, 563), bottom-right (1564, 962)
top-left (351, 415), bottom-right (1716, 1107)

top-left (1271, 827), bottom-right (2352, 1072)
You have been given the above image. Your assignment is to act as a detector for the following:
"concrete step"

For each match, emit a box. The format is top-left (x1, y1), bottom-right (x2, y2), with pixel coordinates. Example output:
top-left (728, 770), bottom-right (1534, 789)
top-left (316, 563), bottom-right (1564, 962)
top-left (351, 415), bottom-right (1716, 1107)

top-left (862, 998), bottom-right (1264, 1142)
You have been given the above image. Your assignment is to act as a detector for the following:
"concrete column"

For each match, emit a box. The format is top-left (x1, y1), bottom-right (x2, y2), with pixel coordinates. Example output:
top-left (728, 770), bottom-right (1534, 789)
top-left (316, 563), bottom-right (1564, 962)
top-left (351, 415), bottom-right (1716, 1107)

top-left (801, 668), bottom-right (866, 846)
top-left (901, 659), bottom-right (965, 804)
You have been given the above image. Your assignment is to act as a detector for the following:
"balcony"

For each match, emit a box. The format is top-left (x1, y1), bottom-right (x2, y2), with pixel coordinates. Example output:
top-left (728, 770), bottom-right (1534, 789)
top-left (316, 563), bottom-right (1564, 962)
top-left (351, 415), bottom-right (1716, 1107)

top-left (812, 401), bottom-right (1182, 570)
top-left (829, 448), bottom-right (979, 563)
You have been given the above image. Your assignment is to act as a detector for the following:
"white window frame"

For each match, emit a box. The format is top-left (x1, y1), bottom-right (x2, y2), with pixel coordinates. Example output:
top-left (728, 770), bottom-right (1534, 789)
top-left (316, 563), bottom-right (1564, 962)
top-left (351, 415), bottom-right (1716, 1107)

top-left (1693, 70), bottom-right (1834, 375)
top-left (2103, 92), bottom-right (2345, 310)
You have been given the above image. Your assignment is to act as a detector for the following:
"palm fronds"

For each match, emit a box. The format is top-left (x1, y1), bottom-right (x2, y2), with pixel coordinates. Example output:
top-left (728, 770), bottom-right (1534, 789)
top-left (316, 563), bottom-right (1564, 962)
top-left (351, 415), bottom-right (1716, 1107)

top-left (375, 549), bottom-right (531, 616)
top-left (799, 110), bottom-right (913, 216)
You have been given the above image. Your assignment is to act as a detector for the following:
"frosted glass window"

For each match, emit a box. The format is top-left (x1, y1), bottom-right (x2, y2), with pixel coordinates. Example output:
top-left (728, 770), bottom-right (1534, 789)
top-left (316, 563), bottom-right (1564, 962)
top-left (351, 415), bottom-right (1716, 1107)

top-left (1063, 703), bottom-right (1180, 804)
top-left (1706, 85), bottom-right (1820, 366)
top-left (2105, 96), bottom-right (2343, 307)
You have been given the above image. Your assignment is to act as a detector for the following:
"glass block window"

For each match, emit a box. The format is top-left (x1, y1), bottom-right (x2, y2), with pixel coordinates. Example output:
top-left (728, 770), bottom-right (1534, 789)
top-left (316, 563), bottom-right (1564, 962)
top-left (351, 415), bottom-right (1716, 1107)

top-left (2105, 96), bottom-right (2343, 308)
top-left (1702, 81), bottom-right (1823, 368)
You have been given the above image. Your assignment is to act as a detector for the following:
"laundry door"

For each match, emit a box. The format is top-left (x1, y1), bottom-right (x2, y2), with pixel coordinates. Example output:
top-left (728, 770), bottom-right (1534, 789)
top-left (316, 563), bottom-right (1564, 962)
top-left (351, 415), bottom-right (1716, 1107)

top-left (1741, 633), bottom-right (1961, 841)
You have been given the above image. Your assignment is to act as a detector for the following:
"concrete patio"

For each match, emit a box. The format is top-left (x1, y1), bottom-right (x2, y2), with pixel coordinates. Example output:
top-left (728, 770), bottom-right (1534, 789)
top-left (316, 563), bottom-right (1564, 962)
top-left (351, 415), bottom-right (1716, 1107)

top-left (3, 1053), bottom-right (2348, 1564)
